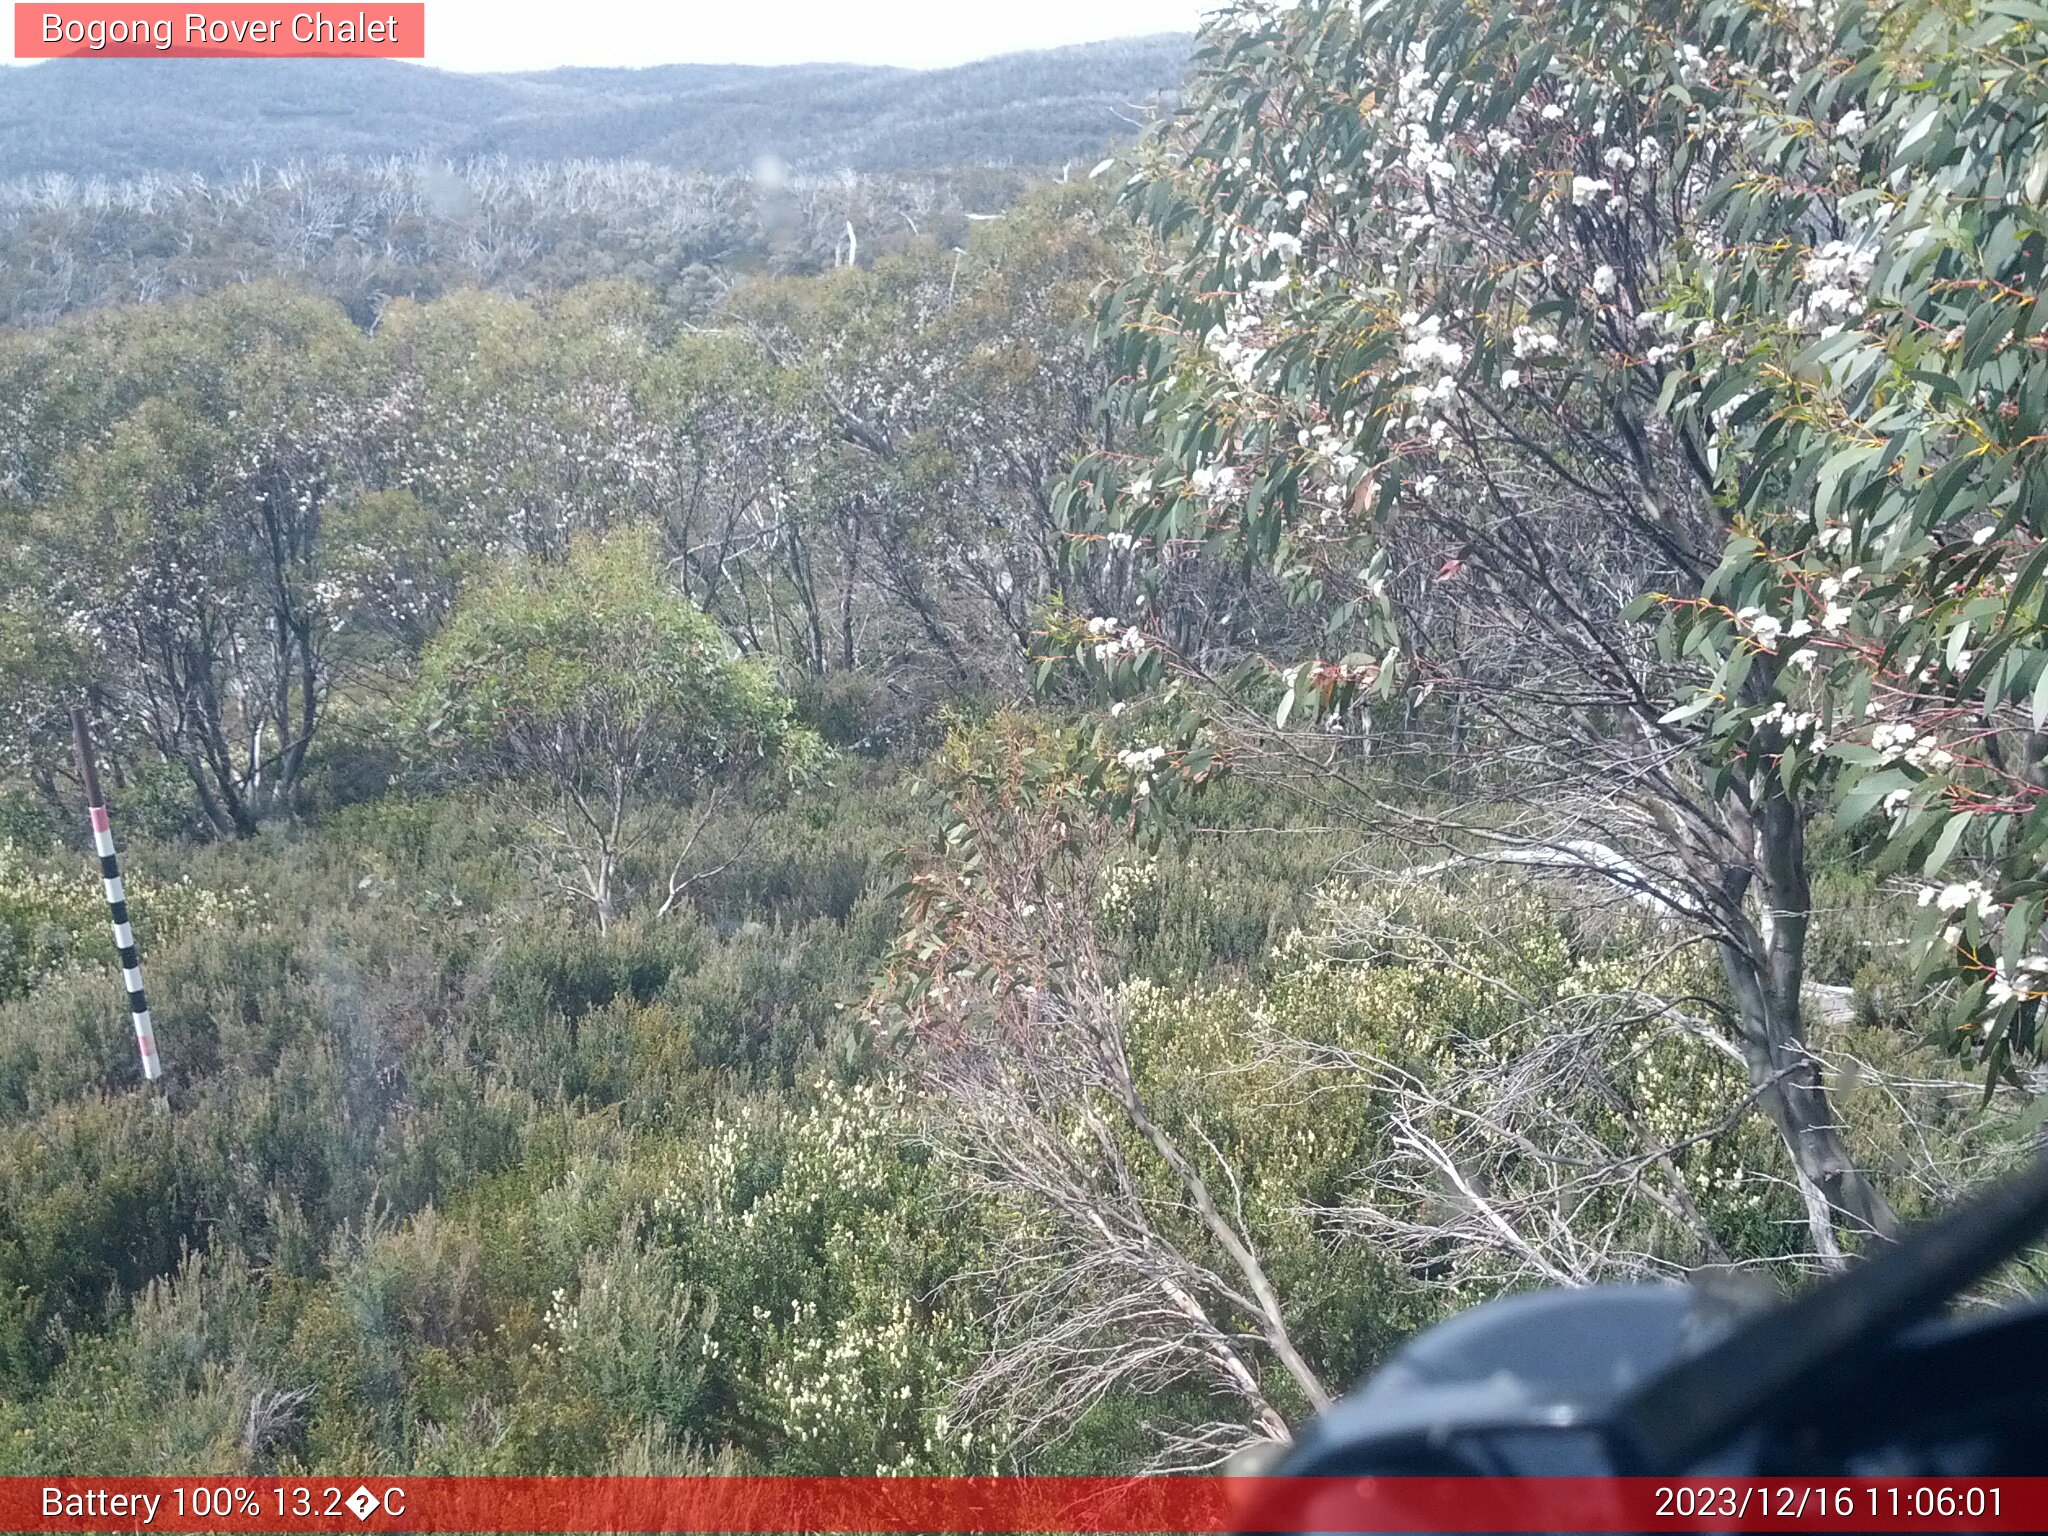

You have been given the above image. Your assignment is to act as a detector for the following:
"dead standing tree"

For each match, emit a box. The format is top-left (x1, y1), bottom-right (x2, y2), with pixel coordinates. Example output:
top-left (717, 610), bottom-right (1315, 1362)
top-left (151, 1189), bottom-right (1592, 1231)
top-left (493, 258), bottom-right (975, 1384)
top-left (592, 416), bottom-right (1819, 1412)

top-left (878, 733), bottom-right (1329, 1466)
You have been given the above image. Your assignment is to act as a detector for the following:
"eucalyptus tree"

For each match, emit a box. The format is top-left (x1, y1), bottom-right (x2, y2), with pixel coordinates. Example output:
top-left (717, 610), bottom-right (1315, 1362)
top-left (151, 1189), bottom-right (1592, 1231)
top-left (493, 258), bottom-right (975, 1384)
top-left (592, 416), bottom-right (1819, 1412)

top-left (0, 285), bottom-right (379, 834)
top-left (714, 189), bottom-right (1137, 693)
top-left (408, 525), bottom-right (806, 932)
top-left (377, 282), bottom-right (679, 565)
top-left (1059, 0), bottom-right (1917, 1256)
top-left (1657, 1), bottom-right (2048, 1088)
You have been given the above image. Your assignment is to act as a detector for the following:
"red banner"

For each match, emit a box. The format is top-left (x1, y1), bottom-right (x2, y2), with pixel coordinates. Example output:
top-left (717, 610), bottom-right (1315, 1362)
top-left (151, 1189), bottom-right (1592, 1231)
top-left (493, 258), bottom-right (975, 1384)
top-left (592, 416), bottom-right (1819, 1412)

top-left (13, 5), bottom-right (425, 59)
top-left (4, 1477), bottom-right (2044, 1533)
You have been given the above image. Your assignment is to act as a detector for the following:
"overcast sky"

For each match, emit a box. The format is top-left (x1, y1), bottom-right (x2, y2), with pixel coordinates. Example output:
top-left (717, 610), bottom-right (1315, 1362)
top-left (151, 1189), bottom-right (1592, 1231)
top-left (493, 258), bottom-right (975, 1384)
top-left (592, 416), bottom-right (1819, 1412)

top-left (6, 1), bottom-right (1213, 70)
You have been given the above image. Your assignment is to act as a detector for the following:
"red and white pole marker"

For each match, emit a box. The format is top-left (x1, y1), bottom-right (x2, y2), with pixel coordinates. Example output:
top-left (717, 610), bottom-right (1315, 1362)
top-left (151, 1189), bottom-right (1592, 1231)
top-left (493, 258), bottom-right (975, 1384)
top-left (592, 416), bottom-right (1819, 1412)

top-left (71, 709), bottom-right (163, 1082)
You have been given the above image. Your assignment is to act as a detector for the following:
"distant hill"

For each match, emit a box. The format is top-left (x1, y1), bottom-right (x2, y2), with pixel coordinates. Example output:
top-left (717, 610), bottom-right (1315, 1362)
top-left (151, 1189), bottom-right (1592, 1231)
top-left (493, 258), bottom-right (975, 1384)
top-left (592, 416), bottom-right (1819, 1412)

top-left (0, 37), bottom-right (1189, 178)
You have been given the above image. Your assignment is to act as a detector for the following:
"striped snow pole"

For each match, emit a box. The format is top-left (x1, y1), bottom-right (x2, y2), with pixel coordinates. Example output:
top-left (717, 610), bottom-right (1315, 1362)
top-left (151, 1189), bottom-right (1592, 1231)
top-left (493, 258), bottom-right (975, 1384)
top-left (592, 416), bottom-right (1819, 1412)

top-left (71, 709), bottom-right (163, 1082)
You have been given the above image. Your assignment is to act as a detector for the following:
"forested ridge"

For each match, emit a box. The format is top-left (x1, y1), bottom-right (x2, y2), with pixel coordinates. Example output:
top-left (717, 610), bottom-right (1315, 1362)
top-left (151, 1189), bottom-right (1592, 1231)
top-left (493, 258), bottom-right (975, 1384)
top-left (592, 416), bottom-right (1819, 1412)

top-left (0, 39), bottom-right (1187, 179)
top-left (6, 0), bottom-right (2048, 1479)
top-left (0, 36), bottom-right (1186, 333)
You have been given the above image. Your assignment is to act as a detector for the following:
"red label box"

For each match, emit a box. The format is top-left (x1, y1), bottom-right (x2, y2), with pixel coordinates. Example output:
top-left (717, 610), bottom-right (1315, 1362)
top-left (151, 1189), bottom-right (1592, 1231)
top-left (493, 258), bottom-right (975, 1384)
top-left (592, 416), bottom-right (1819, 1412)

top-left (14, 4), bottom-right (425, 58)
top-left (6, 1477), bottom-right (2048, 1534)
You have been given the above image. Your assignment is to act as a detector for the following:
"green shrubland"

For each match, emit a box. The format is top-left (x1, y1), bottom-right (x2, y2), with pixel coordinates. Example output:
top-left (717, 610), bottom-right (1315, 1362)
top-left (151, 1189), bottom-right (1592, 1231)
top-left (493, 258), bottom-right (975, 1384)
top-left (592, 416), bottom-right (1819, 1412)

top-left (0, 686), bottom-right (2021, 1472)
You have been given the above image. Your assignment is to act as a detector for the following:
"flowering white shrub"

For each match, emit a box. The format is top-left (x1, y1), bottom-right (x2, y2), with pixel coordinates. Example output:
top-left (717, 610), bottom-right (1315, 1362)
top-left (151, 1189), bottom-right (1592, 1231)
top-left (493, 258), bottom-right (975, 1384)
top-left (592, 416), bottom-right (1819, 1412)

top-left (1094, 855), bottom-right (1161, 930)
top-left (0, 843), bottom-right (258, 1002)
top-left (657, 1077), bottom-right (985, 1473)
